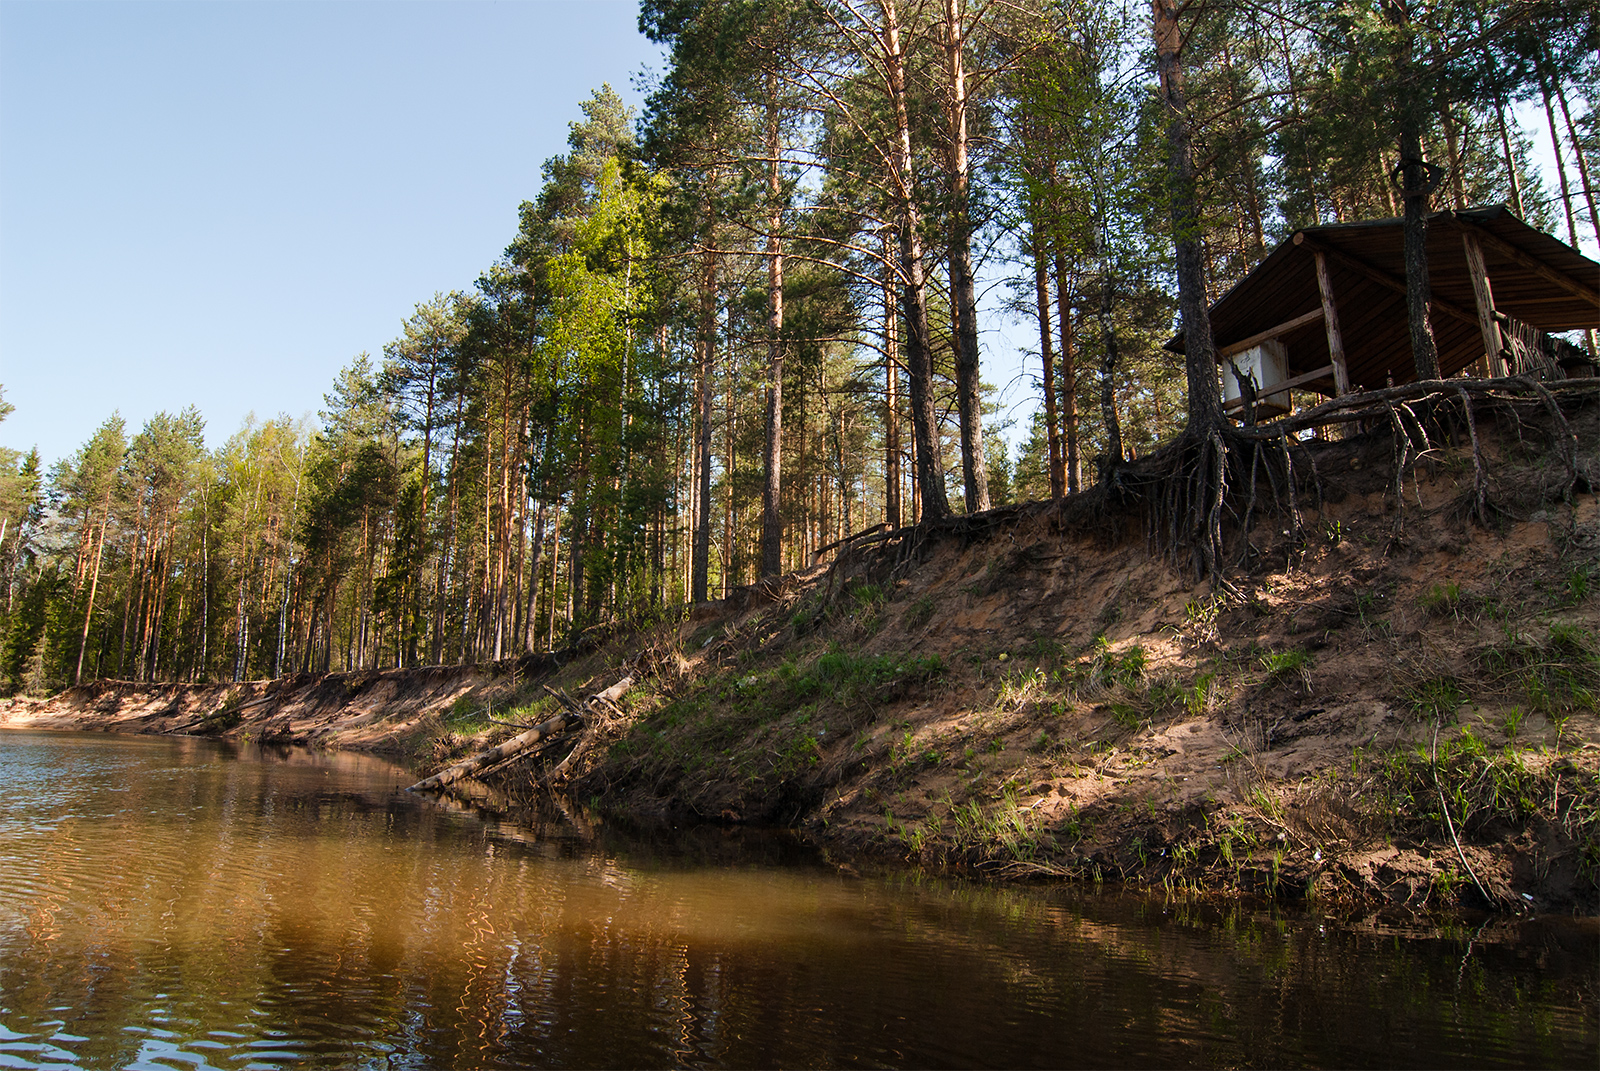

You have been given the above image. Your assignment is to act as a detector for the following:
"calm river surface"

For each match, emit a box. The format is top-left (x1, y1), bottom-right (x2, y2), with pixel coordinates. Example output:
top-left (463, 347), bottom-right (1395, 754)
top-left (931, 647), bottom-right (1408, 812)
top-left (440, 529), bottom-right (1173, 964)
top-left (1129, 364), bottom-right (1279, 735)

top-left (0, 730), bottom-right (1593, 1069)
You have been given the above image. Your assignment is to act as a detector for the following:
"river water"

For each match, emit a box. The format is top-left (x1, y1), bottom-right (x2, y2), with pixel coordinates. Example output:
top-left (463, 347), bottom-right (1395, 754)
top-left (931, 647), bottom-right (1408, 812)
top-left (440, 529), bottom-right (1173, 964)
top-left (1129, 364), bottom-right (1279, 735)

top-left (0, 730), bottom-right (1592, 1069)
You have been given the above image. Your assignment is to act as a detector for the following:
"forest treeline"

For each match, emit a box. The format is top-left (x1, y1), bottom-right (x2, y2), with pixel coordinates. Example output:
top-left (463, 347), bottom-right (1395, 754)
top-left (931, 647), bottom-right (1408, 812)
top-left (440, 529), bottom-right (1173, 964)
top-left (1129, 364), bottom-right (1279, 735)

top-left (1, 0), bottom-right (1593, 691)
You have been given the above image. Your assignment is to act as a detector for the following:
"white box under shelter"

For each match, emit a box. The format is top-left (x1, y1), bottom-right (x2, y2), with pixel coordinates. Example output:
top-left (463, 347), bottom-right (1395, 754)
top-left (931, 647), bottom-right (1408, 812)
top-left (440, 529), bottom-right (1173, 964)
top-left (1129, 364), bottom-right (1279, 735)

top-left (1221, 339), bottom-right (1290, 418)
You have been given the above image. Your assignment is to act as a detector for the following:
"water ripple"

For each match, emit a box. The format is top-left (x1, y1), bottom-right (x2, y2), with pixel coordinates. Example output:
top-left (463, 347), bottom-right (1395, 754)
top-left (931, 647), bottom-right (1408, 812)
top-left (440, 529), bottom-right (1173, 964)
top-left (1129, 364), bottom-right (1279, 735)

top-left (1, 730), bottom-right (1594, 1069)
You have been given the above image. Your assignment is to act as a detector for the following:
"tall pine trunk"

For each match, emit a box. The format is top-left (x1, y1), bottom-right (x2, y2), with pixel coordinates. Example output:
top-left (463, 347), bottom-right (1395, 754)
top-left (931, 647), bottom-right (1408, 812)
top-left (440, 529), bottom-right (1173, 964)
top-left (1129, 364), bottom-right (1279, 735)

top-left (1033, 224), bottom-right (1062, 498)
top-left (692, 224), bottom-right (718, 602)
top-left (760, 81), bottom-right (786, 578)
top-left (880, 0), bottom-right (949, 522)
top-left (1055, 248), bottom-right (1081, 494)
top-left (944, 0), bottom-right (988, 513)
top-left (1153, 0), bottom-right (1223, 432)
top-left (431, 392), bottom-right (466, 664)
top-left (1539, 67), bottom-right (1582, 251)
top-left (74, 492), bottom-right (112, 685)
top-left (882, 227), bottom-right (902, 530)
top-left (1387, 0), bottom-right (1440, 381)
top-left (1552, 77), bottom-right (1598, 239)
top-left (1097, 271), bottom-right (1124, 479)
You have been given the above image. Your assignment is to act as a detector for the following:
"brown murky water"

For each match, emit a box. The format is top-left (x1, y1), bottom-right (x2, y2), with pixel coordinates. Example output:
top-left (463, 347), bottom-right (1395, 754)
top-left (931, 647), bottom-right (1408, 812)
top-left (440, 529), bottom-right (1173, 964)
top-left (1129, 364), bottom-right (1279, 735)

top-left (0, 730), bottom-right (1593, 1069)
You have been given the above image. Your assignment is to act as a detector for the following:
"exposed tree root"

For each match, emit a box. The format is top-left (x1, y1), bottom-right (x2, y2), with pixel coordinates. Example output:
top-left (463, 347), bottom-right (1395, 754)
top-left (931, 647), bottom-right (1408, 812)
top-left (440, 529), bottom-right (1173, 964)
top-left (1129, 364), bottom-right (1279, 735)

top-left (828, 377), bottom-right (1595, 593)
top-left (1167, 376), bottom-right (1594, 580)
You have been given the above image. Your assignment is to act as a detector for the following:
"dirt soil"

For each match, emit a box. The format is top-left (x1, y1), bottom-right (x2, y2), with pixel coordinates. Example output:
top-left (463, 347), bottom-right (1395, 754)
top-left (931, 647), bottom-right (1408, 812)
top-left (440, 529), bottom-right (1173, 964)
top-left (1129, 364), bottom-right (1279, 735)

top-left (5, 400), bottom-right (1598, 915)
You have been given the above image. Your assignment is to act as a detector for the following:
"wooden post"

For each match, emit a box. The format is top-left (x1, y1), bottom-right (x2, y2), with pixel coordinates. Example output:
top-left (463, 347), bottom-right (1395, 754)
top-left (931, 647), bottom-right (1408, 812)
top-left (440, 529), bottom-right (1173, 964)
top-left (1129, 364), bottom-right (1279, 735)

top-left (1452, 215), bottom-right (1600, 307)
top-left (1460, 231), bottom-right (1508, 377)
top-left (1313, 251), bottom-right (1352, 395)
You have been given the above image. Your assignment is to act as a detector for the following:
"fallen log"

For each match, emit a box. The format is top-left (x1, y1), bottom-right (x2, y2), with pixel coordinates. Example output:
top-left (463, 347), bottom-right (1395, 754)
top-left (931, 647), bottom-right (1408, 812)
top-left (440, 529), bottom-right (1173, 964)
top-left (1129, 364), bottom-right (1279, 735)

top-left (587, 675), bottom-right (636, 708)
top-left (407, 709), bottom-right (580, 793)
top-left (406, 675), bottom-right (634, 794)
top-left (545, 675), bottom-right (639, 783)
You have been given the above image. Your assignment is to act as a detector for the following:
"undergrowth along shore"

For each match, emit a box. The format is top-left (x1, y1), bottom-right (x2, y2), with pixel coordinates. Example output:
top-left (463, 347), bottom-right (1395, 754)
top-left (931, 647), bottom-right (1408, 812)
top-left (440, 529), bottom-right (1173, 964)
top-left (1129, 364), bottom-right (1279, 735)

top-left (491, 575), bottom-right (1596, 912)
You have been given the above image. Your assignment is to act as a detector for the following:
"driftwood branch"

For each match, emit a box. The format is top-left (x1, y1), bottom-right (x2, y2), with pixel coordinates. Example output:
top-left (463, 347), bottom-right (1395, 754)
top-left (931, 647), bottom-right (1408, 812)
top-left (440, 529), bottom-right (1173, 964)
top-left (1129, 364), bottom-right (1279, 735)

top-left (407, 708), bottom-right (584, 793)
top-left (473, 733), bottom-right (573, 781)
top-left (542, 684), bottom-right (586, 716)
top-left (542, 675), bottom-right (636, 785)
top-left (407, 675), bottom-right (634, 794)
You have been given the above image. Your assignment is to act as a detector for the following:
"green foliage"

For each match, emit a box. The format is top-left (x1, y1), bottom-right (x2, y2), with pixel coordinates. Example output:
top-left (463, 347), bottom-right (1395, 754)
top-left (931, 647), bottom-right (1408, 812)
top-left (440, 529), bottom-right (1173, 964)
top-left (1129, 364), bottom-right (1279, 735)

top-left (1479, 626), bottom-right (1599, 719)
top-left (2, 563), bottom-right (67, 696)
top-left (1259, 649), bottom-right (1313, 690)
top-left (1184, 670), bottom-right (1220, 716)
top-left (1149, 667), bottom-right (1219, 718)
top-left (904, 593), bottom-right (937, 630)
top-left (1499, 707), bottom-right (1526, 742)
top-left (790, 596), bottom-right (823, 634)
top-left (1077, 637), bottom-right (1146, 689)
top-left (1178, 594), bottom-right (1224, 647)
top-left (1372, 734), bottom-right (1598, 880)
top-left (1405, 675), bottom-right (1468, 722)
top-left (789, 648), bottom-right (945, 707)
top-left (850, 583), bottom-right (884, 609)
top-left (993, 666), bottom-right (1045, 711)
top-left (1564, 565), bottom-right (1592, 606)
top-left (843, 583), bottom-right (887, 634)
top-left (946, 789), bottom-right (1041, 860)
top-left (446, 692), bottom-right (488, 727)
top-left (1419, 582), bottom-right (1462, 618)
top-left (1108, 702), bottom-right (1143, 730)
top-left (610, 647), bottom-right (946, 799)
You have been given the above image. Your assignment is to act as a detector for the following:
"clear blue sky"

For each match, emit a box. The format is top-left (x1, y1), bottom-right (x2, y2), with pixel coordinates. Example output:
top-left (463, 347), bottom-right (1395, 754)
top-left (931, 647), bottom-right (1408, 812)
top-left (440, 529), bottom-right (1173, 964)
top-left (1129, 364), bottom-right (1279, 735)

top-left (1, 0), bottom-right (666, 469)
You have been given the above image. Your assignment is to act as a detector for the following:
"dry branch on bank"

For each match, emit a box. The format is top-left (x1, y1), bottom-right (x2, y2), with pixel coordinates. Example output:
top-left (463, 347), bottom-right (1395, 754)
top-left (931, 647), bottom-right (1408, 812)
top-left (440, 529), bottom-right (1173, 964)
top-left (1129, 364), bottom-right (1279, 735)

top-left (408, 675), bottom-right (634, 795)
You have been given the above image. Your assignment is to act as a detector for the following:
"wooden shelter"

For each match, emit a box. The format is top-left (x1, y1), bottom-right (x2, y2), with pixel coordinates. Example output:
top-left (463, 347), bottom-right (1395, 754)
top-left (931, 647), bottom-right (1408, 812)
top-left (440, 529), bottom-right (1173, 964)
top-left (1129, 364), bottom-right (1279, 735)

top-left (1167, 206), bottom-right (1600, 418)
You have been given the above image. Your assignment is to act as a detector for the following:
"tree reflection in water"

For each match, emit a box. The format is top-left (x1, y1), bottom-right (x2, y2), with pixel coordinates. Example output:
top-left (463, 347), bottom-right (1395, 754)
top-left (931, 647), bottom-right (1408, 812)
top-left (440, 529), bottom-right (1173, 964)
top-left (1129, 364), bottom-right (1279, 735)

top-left (0, 730), bottom-right (1592, 1069)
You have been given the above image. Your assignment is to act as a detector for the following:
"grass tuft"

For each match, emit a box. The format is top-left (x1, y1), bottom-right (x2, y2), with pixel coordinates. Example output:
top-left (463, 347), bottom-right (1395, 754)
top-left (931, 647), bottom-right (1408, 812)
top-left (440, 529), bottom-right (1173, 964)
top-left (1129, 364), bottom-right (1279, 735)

top-left (1259, 648), bottom-right (1313, 691)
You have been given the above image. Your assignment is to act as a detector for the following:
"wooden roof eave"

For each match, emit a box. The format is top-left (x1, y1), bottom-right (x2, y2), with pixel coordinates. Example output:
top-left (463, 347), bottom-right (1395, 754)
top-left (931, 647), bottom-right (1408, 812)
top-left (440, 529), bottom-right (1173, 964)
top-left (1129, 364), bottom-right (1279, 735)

top-left (1164, 206), bottom-right (1600, 384)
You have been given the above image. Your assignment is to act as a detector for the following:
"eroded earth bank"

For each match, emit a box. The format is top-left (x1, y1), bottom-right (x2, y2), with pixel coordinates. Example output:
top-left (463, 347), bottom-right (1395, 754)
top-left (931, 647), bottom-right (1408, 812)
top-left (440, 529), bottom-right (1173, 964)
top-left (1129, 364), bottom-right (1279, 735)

top-left (6, 401), bottom-right (1598, 914)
